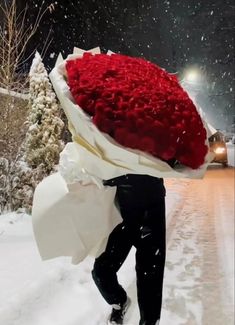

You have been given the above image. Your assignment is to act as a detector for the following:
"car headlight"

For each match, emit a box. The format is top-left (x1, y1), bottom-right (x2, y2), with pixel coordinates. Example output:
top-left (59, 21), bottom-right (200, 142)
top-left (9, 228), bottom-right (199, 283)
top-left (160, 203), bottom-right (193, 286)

top-left (214, 147), bottom-right (225, 154)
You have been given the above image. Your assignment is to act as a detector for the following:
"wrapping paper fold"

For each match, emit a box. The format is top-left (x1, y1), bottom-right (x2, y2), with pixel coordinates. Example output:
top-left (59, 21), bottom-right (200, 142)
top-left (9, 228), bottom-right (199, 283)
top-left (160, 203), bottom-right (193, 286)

top-left (32, 172), bottom-right (122, 264)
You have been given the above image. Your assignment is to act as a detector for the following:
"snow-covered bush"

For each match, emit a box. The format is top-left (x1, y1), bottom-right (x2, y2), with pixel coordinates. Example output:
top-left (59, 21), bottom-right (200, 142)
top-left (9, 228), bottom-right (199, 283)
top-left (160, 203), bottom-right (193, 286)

top-left (0, 158), bottom-right (8, 212)
top-left (25, 52), bottom-right (64, 174)
top-left (0, 92), bottom-right (31, 213)
top-left (0, 157), bottom-right (34, 213)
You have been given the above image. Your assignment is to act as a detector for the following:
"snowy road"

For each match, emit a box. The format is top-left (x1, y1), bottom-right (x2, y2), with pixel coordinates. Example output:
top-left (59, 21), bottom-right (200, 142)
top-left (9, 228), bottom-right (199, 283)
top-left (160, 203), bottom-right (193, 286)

top-left (162, 167), bottom-right (234, 325)
top-left (0, 167), bottom-right (234, 325)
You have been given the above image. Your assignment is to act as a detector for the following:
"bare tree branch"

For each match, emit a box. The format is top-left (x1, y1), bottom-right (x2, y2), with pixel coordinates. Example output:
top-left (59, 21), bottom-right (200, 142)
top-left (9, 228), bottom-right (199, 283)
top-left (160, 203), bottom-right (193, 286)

top-left (0, 0), bottom-right (51, 91)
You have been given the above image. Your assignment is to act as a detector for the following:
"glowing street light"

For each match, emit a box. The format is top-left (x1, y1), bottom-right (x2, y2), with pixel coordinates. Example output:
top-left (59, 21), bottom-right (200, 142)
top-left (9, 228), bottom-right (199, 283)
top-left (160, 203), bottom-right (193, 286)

top-left (185, 69), bottom-right (199, 83)
top-left (182, 67), bottom-right (202, 85)
top-left (180, 67), bottom-right (205, 101)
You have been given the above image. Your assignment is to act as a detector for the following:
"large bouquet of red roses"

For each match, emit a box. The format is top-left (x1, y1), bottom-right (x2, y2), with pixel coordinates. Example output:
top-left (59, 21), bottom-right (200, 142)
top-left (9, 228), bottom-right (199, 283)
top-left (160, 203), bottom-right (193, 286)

top-left (65, 52), bottom-right (207, 169)
top-left (49, 47), bottom-right (212, 181)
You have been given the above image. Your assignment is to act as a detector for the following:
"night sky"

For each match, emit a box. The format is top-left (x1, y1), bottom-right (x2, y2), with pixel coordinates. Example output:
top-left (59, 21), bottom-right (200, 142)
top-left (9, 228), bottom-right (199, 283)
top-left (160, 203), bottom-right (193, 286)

top-left (17, 0), bottom-right (235, 129)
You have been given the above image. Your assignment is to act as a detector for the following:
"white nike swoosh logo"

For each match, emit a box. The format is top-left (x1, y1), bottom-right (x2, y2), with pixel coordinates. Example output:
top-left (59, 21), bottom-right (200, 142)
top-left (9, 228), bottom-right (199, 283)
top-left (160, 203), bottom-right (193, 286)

top-left (141, 232), bottom-right (151, 239)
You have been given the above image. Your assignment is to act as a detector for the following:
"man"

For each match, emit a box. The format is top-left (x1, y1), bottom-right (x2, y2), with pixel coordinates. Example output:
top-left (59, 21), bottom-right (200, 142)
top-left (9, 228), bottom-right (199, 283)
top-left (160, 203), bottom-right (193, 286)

top-left (92, 174), bottom-right (166, 325)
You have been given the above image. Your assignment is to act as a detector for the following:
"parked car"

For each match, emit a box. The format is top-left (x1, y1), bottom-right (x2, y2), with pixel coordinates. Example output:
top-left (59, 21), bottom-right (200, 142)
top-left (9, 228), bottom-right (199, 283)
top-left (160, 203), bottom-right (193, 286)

top-left (209, 131), bottom-right (228, 166)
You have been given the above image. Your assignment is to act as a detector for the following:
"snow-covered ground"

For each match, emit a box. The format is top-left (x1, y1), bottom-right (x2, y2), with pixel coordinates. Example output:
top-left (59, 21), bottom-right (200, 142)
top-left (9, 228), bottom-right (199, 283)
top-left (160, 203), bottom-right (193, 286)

top-left (0, 167), bottom-right (234, 325)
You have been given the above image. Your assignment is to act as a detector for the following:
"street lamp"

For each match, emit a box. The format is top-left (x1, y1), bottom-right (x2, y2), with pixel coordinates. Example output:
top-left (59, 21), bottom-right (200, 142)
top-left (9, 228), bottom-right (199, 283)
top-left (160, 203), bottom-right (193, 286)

top-left (181, 67), bottom-right (203, 86)
top-left (180, 66), bottom-right (205, 96)
top-left (184, 69), bottom-right (200, 83)
top-left (180, 66), bottom-right (209, 122)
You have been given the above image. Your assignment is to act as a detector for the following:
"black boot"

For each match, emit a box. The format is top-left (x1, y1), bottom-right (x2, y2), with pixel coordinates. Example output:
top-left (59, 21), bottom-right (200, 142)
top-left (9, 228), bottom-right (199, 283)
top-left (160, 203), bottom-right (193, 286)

top-left (108, 297), bottom-right (131, 325)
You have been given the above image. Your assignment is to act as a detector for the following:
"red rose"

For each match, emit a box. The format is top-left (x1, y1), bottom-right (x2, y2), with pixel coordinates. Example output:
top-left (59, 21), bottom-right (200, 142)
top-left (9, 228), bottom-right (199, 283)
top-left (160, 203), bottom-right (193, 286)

top-left (66, 53), bottom-right (208, 169)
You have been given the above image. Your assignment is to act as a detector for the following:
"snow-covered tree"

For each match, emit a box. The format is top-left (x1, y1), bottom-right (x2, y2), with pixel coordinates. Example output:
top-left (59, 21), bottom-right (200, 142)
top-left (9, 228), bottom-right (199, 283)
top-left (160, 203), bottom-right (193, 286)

top-left (25, 52), bottom-right (64, 174)
top-left (0, 1), bottom-right (54, 213)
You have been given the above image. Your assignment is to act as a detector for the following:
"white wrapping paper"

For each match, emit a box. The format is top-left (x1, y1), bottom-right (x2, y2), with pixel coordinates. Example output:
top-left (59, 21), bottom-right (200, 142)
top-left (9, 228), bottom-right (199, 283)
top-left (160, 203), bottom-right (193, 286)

top-left (32, 172), bottom-right (122, 264)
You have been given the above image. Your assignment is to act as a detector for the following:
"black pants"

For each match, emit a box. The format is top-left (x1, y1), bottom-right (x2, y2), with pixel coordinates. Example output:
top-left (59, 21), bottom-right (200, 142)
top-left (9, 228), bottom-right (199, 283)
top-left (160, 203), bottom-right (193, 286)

top-left (92, 175), bottom-right (166, 325)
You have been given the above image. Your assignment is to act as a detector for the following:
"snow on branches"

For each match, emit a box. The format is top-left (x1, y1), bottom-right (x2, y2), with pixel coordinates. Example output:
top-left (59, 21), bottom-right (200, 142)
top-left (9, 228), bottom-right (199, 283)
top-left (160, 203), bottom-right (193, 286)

top-left (25, 52), bottom-right (64, 173)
